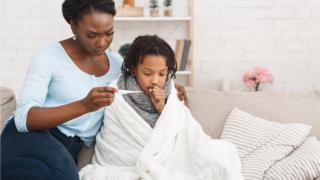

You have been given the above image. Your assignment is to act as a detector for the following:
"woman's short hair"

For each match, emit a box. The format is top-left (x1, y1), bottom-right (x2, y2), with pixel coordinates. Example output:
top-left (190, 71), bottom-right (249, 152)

top-left (62, 0), bottom-right (116, 24)
top-left (122, 35), bottom-right (177, 78)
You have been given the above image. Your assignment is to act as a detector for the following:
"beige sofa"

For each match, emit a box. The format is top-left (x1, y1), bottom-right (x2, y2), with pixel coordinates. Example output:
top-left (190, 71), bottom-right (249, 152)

top-left (1, 87), bottom-right (320, 179)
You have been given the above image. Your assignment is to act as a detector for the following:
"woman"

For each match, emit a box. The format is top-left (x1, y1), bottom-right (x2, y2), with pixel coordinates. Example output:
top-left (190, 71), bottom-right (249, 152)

top-left (0, 1), bottom-right (187, 180)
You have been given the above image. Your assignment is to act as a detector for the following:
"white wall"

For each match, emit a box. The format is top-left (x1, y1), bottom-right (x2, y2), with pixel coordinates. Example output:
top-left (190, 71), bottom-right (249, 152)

top-left (193, 0), bottom-right (320, 92)
top-left (1, 0), bottom-right (320, 97)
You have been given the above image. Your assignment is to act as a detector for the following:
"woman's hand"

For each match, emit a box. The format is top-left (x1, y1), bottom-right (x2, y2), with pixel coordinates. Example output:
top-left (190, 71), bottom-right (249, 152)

top-left (150, 86), bottom-right (166, 113)
top-left (81, 86), bottom-right (118, 112)
top-left (175, 84), bottom-right (188, 105)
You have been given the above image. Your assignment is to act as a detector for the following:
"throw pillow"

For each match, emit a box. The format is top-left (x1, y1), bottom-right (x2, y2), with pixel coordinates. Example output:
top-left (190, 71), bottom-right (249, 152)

top-left (264, 136), bottom-right (320, 180)
top-left (221, 108), bottom-right (311, 180)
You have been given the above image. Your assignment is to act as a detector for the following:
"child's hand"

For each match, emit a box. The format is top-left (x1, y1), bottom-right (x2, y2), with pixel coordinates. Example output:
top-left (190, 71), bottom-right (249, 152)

top-left (149, 86), bottom-right (166, 113)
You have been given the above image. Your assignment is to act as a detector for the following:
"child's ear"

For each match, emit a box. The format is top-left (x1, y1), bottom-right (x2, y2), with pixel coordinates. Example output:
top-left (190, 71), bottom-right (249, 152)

top-left (131, 69), bottom-right (136, 77)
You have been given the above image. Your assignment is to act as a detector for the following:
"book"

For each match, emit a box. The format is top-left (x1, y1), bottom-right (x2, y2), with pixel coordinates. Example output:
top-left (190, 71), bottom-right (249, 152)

top-left (174, 39), bottom-right (185, 70)
top-left (179, 39), bottom-right (191, 71)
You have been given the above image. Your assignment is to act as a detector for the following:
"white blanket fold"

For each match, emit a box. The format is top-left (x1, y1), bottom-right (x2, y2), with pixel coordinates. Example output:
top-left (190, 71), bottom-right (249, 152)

top-left (79, 80), bottom-right (243, 180)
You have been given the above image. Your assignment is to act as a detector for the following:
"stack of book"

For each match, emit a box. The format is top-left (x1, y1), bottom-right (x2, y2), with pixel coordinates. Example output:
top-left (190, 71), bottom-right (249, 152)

top-left (174, 39), bottom-right (191, 71)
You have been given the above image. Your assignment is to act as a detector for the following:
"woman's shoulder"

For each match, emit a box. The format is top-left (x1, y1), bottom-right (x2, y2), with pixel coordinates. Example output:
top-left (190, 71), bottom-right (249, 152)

top-left (107, 50), bottom-right (123, 67)
top-left (32, 42), bottom-right (63, 59)
top-left (29, 42), bottom-right (65, 70)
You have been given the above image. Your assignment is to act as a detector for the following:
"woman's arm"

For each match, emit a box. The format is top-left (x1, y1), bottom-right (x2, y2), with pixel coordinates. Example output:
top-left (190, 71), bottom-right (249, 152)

top-left (175, 84), bottom-right (188, 106)
top-left (27, 87), bottom-right (117, 131)
top-left (15, 46), bottom-right (117, 132)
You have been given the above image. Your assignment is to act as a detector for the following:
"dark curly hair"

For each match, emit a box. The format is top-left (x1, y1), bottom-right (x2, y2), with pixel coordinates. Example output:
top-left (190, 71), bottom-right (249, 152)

top-left (122, 35), bottom-right (177, 78)
top-left (62, 0), bottom-right (116, 24)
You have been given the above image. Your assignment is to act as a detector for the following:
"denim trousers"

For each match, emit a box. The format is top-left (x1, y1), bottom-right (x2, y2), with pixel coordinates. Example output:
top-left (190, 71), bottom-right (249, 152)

top-left (1, 119), bottom-right (82, 180)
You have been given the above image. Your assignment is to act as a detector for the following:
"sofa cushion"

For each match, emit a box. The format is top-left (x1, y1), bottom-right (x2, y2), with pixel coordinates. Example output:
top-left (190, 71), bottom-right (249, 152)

top-left (221, 108), bottom-right (311, 180)
top-left (264, 136), bottom-right (320, 180)
top-left (0, 87), bottom-right (16, 131)
top-left (186, 88), bottom-right (320, 139)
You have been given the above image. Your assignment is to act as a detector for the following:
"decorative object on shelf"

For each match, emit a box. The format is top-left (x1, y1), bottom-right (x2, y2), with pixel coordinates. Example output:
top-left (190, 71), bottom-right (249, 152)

top-left (149, 0), bottom-right (159, 17)
top-left (116, 6), bottom-right (144, 17)
top-left (123, 0), bottom-right (135, 7)
top-left (243, 67), bottom-right (273, 91)
top-left (118, 43), bottom-right (131, 58)
top-left (163, 0), bottom-right (172, 17)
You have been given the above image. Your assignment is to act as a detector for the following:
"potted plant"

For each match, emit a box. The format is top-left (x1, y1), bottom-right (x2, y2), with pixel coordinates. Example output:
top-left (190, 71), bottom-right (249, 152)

top-left (149, 0), bottom-right (159, 17)
top-left (163, 0), bottom-right (172, 17)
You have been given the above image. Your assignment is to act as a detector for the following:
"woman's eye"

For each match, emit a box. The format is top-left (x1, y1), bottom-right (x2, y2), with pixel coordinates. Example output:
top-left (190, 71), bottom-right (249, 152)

top-left (106, 31), bottom-right (114, 36)
top-left (87, 34), bottom-right (96, 38)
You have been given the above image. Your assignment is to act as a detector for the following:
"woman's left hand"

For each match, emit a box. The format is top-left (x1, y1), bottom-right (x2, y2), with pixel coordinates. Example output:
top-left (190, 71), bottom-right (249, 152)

top-left (175, 84), bottom-right (188, 105)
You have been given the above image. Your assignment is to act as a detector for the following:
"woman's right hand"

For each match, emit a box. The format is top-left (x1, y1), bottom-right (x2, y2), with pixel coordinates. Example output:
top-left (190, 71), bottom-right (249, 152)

top-left (81, 87), bottom-right (118, 112)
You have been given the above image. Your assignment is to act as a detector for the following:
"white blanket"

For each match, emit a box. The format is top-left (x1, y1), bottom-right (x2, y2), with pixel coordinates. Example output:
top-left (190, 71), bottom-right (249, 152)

top-left (79, 80), bottom-right (243, 180)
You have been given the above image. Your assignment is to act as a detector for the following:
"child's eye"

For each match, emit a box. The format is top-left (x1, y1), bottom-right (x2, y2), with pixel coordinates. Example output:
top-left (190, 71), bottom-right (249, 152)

top-left (160, 73), bottom-right (166, 77)
top-left (143, 73), bottom-right (151, 76)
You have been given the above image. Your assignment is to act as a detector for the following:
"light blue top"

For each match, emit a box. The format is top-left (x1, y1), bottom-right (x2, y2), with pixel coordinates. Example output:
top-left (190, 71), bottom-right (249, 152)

top-left (13, 42), bottom-right (123, 146)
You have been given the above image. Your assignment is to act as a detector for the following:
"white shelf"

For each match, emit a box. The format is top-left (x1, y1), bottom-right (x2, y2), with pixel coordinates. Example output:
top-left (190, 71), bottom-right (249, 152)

top-left (176, 70), bottom-right (191, 75)
top-left (115, 16), bottom-right (191, 21)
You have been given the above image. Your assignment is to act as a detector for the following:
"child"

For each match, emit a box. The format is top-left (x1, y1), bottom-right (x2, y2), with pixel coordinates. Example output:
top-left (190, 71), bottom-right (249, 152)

top-left (79, 35), bottom-right (243, 180)
top-left (118, 35), bottom-right (177, 127)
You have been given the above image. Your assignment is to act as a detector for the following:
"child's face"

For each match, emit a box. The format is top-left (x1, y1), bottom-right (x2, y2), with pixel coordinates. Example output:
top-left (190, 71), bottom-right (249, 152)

top-left (133, 55), bottom-right (168, 95)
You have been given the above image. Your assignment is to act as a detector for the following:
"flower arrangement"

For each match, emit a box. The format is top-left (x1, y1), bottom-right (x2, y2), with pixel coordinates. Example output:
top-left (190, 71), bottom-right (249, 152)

top-left (243, 67), bottom-right (273, 91)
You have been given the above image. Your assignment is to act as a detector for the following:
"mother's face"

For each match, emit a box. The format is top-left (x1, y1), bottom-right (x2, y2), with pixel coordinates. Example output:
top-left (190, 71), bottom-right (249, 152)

top-left (71, 11), bottom-right (114, 56)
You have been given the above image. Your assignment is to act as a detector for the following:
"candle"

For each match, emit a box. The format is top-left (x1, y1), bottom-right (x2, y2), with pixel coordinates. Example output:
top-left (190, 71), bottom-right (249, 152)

top-left (221, 76), bottom-right (231, 91)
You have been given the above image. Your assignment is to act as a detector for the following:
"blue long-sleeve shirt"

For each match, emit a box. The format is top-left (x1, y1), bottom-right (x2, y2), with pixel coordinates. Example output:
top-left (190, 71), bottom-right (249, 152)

top-left (13, 42), bottom-right (123, 146)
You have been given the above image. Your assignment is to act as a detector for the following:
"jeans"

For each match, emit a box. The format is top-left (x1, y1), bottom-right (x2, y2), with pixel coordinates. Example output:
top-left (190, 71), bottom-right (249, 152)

top-left (1, 119), bottom-right (82, 180)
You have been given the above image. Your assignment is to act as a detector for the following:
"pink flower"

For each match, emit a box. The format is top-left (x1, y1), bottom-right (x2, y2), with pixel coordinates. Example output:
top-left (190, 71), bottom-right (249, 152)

top-left (243, 67), bottom-right (273, 91)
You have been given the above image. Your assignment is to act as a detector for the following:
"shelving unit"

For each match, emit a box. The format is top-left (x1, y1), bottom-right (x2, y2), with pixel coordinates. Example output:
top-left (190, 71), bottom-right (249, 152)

top-left (115, 16), bottom-right (191, 21)
top-left (114, 0), bottom-right (193, 86)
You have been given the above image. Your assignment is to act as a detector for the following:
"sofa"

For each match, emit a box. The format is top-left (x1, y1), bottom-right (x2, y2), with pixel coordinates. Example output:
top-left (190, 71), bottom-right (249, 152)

top-left (1, 86), bottom-right (320, 179)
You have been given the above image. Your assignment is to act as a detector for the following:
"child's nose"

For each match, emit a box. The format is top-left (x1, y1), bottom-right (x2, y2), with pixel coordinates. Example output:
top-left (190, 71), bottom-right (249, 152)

top-left (151, 77), bottom-right (159, 85)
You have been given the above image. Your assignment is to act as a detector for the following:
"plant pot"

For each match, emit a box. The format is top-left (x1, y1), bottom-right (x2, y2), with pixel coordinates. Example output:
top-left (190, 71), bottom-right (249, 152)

top-left (150, 9), bottom-right (159, 17)
top-left (164, 9), bottom-right (172, 17)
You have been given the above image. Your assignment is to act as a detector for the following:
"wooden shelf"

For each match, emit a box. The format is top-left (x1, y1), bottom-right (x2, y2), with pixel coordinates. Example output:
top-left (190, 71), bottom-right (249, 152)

top-left (114, 16), bottom-right (191, 21)
top-left (176, 71), bottom-right (191, 75)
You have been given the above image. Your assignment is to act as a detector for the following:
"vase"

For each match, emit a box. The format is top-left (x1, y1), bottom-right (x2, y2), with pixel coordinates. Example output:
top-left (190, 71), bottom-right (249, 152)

top-left (255, 83), bottom-right (260, 91)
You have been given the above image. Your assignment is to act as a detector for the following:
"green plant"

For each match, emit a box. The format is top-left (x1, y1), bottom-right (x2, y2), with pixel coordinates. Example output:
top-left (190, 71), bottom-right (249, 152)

top-left (118, 43), bottom-right (131, 58)
top-left (149, 0), bottom-right (158, 9)
top-left (163, 0), bottom-right (172, 7)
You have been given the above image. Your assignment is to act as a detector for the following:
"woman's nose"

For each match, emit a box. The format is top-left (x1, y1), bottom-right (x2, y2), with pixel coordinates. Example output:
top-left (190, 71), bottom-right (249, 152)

top-left (96, 36), bottom-right (108, 49)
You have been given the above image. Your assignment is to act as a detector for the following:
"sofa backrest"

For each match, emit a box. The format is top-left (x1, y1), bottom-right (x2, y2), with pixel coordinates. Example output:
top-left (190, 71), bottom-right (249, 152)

top-left (0, 87), bottom-right (16, 132)
top-left (186, 88), bottom-right (320, 139)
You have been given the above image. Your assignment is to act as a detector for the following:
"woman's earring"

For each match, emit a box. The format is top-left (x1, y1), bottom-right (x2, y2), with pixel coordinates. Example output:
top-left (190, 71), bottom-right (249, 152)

top-left (72, 35), bottom-right (77, 40)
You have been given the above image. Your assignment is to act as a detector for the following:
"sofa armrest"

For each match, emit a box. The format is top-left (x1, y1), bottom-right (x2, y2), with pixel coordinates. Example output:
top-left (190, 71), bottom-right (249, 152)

top-left (0, 87), bottom-right (16, 132)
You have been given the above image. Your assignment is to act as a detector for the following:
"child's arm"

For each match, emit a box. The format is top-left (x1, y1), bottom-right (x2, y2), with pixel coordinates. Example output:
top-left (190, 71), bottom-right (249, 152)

top-left (149, 86), bottom-right (166, 113)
